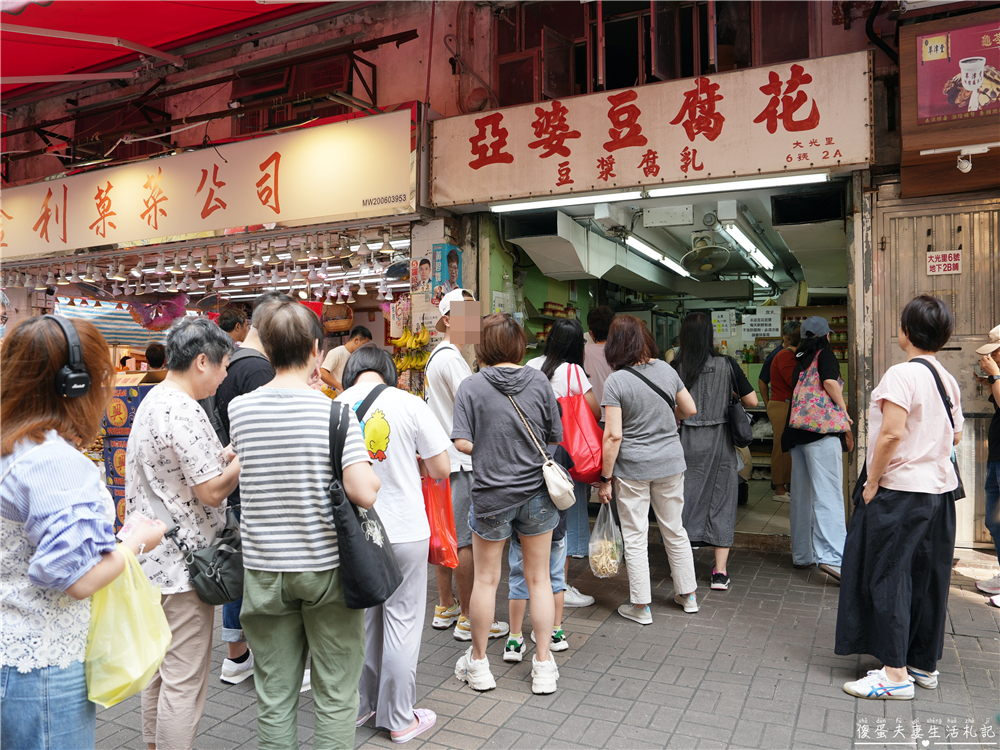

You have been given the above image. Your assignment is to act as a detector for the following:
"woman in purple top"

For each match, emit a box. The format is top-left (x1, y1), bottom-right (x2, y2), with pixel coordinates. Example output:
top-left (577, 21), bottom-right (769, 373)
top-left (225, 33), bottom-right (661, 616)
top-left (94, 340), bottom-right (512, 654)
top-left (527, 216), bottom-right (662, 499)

top-left (1, 317), bottom-right (165, 750)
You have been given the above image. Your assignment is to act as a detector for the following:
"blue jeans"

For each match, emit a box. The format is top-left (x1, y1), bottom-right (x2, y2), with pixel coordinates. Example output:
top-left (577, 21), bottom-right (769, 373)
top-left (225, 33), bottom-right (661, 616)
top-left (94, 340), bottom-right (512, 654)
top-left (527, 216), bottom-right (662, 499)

top-left (222, 502), bottom-right (244, 643)
top-left (789, 436), bottom-right (847, 567)
top-left (564, 481), bottom-right (591, 558)
top-left (509, 535), bottom-right (567, 599)
top-left (1, 661), bottom-right (95, 750)
top-left (986, 461), bottom-right (1000, 560)
top-left (469, 492), bottom-right (559, 542)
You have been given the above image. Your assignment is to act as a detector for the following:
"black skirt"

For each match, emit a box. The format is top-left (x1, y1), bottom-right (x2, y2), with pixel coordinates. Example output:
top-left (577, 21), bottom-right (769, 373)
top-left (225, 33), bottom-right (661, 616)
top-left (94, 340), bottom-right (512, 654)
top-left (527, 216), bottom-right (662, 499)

top-left (834, 486), bottom-right (956, 672)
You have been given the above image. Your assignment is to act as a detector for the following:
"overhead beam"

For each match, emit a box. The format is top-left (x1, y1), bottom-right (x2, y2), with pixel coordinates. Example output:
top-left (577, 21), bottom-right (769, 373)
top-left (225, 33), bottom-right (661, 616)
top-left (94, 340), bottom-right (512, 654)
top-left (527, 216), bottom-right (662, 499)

top-left (1, 29), bottom-right (417, 138)
top-left (1, 72), bottom-right (137, 84)
top-left (3, 24), bottom-right (186, 67)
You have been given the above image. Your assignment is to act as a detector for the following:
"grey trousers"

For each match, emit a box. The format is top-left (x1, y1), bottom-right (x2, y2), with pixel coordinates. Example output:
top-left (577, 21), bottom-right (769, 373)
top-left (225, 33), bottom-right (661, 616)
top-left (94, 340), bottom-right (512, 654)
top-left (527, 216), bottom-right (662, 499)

top-left (357, 538), bottom-right (429, 732)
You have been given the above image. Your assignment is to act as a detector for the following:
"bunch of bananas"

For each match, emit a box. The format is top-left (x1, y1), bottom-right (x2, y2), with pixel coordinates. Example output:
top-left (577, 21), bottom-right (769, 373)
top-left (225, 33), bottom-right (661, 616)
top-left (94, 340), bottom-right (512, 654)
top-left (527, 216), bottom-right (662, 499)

top-left (389, 324), bottom-right (430, 350)
top-left (394, 350), bottom-right (431, 372)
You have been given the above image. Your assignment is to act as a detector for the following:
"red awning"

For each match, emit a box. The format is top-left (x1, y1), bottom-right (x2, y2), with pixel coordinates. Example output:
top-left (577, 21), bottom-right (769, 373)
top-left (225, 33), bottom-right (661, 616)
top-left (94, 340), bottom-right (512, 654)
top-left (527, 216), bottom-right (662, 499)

top-left (1, 1), bottom-right (306, 99)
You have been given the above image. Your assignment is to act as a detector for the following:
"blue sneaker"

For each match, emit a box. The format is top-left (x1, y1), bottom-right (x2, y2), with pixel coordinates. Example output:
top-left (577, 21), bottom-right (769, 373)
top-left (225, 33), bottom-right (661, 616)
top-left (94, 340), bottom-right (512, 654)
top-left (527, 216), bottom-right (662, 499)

top-left (843, 668), bottom-right (914, 700)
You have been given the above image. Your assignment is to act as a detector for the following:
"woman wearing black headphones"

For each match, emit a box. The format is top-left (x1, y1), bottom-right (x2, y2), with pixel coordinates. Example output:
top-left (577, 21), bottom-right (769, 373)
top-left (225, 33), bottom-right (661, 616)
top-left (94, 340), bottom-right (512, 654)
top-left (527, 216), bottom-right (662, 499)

top-left (0, 316), bottom-right (166, 749)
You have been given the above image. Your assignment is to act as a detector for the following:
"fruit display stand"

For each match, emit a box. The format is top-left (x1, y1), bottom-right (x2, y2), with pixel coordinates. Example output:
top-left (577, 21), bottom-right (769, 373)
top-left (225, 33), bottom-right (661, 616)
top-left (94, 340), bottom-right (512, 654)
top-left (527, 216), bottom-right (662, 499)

top-left (391, 323), bottom-right (432, 398)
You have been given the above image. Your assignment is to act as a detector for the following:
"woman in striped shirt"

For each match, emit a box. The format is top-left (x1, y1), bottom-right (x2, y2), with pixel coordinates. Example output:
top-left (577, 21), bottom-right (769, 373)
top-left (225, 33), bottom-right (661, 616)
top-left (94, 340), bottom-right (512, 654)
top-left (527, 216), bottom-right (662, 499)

top-left (228, 300), bottom-right (380, 750)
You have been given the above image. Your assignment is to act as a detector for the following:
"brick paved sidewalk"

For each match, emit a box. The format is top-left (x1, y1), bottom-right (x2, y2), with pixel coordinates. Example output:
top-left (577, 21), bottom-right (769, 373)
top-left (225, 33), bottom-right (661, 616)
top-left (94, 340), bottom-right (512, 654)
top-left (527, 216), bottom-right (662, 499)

top-left (97, 547), bottom-right (999, 749)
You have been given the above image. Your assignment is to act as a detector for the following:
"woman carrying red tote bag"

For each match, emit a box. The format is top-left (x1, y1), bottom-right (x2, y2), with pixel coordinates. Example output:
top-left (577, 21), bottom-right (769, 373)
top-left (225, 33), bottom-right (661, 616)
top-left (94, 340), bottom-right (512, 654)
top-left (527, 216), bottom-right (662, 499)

top-left (559, 365), bottom-right (604, 484)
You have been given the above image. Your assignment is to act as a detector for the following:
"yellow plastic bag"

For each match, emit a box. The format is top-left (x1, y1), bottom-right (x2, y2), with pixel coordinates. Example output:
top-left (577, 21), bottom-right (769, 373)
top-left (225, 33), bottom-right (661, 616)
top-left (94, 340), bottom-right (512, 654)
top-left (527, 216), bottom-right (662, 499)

top-left (85, 546), bottom-right (172, 708)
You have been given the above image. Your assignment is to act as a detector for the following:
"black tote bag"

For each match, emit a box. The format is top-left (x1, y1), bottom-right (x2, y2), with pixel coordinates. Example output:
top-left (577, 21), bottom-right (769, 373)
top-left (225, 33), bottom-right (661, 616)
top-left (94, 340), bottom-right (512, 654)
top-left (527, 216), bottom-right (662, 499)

top-left (327, 401), bottom-right (403, 610)
top-left (726, 359), bottom-right (754, 448)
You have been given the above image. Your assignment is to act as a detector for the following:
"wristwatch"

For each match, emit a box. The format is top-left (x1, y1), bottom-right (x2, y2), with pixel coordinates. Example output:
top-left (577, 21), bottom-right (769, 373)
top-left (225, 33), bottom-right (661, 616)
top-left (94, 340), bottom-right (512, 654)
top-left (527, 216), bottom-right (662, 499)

top-left (600, 475), bottom-right (613, 484)
top-left (989, 375), bottom-right (999, 384)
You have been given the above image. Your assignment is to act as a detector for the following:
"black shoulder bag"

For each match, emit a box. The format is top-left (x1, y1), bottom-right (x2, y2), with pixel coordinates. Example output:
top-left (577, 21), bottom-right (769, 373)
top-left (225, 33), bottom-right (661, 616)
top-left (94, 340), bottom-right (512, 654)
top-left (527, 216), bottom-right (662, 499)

top-left (911, 358), bottom-right (965, 500)
top-left (726, 358), bottom-right (754, 449)
top-left (853, 359), bottom-right (965, 504)
top-left (139, 464), bottom-right (244, 605)
top-left (327, 399), bottom-right (403, 610)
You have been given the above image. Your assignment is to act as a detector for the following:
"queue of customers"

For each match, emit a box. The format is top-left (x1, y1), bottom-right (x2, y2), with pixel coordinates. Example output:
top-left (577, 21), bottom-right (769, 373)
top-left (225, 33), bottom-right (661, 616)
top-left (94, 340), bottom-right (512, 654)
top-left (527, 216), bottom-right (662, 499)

top-left (0, 291), bottom-right (989, 750)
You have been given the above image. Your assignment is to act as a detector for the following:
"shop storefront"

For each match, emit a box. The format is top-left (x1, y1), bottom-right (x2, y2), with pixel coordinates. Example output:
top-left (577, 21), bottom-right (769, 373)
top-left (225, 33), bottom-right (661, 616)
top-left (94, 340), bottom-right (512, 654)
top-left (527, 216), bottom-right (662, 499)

top-left (0, 105), bottom-right (428, 525)
top-left (429, 51), bottom-right (874, 539)
top-left (863, 7), bottom-right (1000, 549)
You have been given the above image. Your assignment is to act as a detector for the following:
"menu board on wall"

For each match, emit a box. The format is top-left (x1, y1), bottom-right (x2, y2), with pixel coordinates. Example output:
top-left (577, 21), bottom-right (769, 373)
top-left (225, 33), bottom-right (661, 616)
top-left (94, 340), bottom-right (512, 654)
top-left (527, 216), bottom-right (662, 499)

top-left (742, 307), bottom-right (783, 339)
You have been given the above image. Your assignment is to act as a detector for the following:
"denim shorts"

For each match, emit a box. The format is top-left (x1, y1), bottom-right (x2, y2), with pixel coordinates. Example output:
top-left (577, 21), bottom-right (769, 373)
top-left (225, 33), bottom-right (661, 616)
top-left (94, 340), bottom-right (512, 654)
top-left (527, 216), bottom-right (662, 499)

top-left (508, 534), bottom-right (567, 599)
top-left (1, 661), bottom-right (95, 750)
top-left (470, 492), bottom-right (559, 542)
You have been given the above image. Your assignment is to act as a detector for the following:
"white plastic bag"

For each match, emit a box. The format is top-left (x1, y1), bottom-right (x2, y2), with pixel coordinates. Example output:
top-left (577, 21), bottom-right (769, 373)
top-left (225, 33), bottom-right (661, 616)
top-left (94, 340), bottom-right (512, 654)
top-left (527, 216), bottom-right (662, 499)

top-left (589, 504), bottom-right (624, 578)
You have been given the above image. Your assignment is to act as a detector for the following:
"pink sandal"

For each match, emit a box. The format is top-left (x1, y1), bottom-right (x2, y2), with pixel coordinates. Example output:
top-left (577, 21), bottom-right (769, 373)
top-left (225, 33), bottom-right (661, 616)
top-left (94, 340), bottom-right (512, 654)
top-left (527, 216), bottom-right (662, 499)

top-left (390, 708), bottom-right (437, 744)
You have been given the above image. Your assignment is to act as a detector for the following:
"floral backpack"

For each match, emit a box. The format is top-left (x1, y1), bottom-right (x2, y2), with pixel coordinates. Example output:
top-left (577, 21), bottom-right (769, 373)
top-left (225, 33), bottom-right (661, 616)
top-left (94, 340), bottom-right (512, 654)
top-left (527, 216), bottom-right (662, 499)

top-left (788, 355), bottom-right (850, 433)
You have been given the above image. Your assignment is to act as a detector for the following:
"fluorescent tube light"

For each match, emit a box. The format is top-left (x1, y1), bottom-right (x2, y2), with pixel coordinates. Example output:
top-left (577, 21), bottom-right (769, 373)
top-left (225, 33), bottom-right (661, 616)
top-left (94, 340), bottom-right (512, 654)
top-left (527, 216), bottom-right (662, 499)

top-left (625, 236), bottom-right (691, 278)
top-left (752, 275), bottom-right (770, 289)
top-left (491, 191), bottom-right (643, 213)
top-left (647, 173), bottom-right (829, 199)
top-left (721, 222), bottom-right (774, 270)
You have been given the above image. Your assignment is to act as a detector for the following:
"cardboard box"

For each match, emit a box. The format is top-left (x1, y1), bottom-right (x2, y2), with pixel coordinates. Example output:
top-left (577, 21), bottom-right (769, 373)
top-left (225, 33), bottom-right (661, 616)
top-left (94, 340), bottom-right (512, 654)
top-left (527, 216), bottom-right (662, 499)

top-left (99, 370), bottom-right (165, 530)
top-left (99, 370), bottom-right (166, 438)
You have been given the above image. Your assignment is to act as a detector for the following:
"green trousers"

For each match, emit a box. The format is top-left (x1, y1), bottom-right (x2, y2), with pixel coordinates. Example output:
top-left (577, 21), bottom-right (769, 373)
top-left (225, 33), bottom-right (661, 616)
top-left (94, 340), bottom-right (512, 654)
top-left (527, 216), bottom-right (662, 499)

top-left (241, 567), bottom-right (365, 750)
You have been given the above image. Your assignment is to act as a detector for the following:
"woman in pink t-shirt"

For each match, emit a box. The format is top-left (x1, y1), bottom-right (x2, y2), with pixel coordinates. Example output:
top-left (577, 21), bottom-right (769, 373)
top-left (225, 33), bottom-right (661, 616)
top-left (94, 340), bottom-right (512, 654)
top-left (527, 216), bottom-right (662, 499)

top-left (836, 296), bottom-right (964, 702)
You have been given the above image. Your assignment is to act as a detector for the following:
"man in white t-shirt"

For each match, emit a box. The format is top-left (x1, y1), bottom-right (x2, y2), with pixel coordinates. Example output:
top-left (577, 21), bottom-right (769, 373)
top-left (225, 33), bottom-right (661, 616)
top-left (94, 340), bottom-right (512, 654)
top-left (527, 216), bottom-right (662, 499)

top-left (425, 289), bottom-right (478, 638)
top-left (319, 325), bottom-right (372, 392)
top-left (584, 306), bottom-right (615, 424)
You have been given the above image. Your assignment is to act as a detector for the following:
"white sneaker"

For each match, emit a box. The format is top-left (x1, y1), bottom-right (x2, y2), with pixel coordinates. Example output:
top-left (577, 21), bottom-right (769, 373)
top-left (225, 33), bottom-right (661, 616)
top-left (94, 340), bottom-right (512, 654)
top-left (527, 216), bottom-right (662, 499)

top-left (906, 666), bottom-right (939, 689)
top-left (563, 585), bottom-right (595, 608)
top-left (673, 593), bottom-right (699, 613)
top-left (531, 653), bottom-right (559, 695)
top-left (453, 616), bottom-right (509, 641)
top-left (773, 493), bottom-right (791, 503)
top-left (432, 602), bottom-right (461, 629)
top-left (455, 646), bottom-right (496, 691)
top-left (300, 668), bottom-right (311, 693)
top-left (530, 627), bottom-right (570, 652)
top-left (974, 573), bottom-right (1000, 595)
top-left (220, 650), bottom-right (254, 684)
top-left (843, 668), bottom-right (914, 700)
top-left (617, 603), bottom-right (652, 625)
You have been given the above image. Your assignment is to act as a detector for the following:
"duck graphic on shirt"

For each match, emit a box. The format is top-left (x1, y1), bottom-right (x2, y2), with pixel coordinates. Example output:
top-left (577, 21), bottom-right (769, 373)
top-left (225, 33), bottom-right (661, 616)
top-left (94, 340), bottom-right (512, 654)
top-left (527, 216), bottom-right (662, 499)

top-left (352, 401), bottom-right (391, 461)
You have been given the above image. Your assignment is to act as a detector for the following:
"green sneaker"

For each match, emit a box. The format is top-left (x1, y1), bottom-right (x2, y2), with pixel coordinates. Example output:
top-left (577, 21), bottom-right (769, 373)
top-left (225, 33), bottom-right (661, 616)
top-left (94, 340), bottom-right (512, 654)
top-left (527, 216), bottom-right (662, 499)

top-left (530, 627), bottom-right (570, 652)
top-left (503, 633), bottom-right (525, 663)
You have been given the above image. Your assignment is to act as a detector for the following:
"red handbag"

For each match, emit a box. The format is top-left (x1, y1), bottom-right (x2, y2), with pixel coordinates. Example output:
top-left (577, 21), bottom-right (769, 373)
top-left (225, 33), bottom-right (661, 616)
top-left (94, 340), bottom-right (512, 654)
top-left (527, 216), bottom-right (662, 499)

top-left (422, 476), bottom-right (458, 568)
top-left (558, 365), bottom-right (604, 485)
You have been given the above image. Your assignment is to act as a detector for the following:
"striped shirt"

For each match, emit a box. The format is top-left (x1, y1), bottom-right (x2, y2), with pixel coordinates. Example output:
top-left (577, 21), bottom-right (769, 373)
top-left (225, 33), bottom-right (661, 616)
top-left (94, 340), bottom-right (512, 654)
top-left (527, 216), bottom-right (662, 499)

top-left (228, 388), bottom-right (370, 572)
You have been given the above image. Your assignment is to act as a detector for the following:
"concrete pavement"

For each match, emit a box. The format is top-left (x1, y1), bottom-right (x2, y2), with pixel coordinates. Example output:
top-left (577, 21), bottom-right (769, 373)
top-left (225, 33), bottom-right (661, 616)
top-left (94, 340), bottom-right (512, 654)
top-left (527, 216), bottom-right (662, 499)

top-left (96, 546), bottom-right (1000, 749)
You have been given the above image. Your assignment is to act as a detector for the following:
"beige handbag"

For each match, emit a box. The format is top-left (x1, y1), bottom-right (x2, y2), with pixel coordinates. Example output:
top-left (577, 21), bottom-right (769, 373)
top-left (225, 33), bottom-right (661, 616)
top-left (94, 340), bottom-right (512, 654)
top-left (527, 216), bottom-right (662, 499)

top-left (507, 395), bottom-right (576, 511)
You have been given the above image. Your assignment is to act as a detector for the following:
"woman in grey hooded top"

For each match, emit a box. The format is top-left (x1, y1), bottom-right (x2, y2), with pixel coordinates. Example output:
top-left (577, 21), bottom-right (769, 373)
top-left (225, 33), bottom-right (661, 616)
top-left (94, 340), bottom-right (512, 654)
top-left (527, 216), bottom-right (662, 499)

top-left (451, 314), bottom-right (563, 697)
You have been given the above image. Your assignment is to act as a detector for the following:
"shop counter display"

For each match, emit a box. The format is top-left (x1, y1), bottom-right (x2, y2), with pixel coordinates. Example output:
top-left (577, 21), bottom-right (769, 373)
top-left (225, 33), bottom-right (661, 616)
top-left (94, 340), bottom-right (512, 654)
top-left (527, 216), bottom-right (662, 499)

top-left (99, 369), bottom-right (166, 530)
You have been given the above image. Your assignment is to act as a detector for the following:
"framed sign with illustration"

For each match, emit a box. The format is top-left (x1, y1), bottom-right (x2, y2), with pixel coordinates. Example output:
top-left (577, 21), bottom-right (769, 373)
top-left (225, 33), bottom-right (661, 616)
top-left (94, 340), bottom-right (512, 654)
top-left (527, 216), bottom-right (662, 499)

top-left (757, 337), bottom-right (782, 360)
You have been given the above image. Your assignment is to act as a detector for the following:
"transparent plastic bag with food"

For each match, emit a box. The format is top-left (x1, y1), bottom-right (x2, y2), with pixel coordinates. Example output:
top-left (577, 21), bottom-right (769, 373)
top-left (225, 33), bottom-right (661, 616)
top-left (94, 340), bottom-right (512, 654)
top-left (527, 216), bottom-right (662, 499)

top-left (589, 504), bottom-right (624, 578)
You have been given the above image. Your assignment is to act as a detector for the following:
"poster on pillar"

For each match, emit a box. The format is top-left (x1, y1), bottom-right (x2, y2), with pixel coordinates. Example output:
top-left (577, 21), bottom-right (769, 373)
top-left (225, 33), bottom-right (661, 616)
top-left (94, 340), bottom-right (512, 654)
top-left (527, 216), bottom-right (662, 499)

top-left (431, 243), bottom-right (462, 306)
top-left (430, 52), bottom-right (871, 207)
top-left (1, 109), bottom-right (416, 260)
